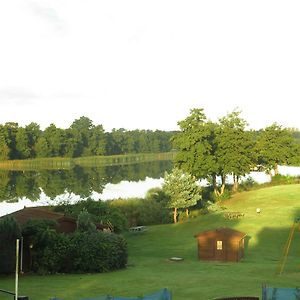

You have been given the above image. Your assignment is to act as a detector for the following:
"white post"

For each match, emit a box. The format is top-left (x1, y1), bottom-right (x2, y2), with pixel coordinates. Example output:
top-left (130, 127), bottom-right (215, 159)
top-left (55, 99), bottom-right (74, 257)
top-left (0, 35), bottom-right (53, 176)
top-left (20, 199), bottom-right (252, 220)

top-left (20, 237), bottom-right (23, 274)
top-left (15, 239), bottom-right (19, 300)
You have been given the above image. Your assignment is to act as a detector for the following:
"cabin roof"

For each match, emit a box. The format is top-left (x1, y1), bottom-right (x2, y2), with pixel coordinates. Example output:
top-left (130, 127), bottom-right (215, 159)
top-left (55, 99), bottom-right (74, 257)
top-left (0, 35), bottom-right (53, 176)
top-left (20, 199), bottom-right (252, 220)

top-left (1, 206), bottom-right (75, 224)
top-left (194, 227), bottom-right (246, 239)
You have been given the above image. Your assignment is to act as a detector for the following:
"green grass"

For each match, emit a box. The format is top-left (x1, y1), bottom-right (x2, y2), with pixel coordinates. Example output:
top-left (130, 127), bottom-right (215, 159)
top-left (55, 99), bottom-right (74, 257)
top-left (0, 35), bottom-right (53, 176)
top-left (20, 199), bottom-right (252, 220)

top-left (2, 184), bottom-right (300, 300)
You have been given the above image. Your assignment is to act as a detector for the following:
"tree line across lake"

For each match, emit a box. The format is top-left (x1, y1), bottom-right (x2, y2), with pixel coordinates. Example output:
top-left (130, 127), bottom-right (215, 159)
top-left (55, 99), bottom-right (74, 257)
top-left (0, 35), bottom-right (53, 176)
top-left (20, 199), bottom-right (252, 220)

top-left (0, 116), bottom-right (176, 160)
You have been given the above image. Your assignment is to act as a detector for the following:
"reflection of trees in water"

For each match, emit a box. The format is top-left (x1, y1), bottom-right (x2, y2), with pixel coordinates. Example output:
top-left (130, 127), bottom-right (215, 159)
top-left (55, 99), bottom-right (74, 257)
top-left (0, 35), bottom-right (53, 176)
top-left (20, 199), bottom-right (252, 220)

top-left (105, 160), bottom-right (172, 183)
top-left (0, 160), bottom-right (173, 202)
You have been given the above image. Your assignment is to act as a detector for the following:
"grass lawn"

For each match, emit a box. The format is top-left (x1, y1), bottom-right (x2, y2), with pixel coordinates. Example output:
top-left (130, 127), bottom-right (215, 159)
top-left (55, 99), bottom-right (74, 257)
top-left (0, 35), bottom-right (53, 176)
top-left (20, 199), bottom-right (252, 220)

top-left (1, 184), bottom-right (300, 300)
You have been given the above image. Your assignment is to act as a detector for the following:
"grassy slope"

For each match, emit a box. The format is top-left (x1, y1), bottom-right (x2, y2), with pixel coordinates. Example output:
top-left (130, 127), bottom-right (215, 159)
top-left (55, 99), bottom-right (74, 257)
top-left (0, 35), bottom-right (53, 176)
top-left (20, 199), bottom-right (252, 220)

top-left (1, 184), bottom-right (300, 300)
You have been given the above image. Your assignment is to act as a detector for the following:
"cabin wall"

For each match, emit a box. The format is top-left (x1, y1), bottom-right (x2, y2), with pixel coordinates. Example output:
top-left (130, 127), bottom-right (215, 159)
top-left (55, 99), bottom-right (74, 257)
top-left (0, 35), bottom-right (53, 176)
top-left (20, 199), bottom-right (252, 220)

top-left (197, 235), bottom-right (244, 262)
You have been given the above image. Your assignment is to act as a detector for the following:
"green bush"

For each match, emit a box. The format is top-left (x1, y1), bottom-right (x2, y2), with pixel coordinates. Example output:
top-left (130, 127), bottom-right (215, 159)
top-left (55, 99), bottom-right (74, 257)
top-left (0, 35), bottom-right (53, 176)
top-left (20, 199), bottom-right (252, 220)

top-left (69, 231), bottom-right (127, 273)
top-left (76, 209), bottom-right (97, 233)
top-left (239, 176), bottom-right (258, 191)
top-left (0, 216), bottom-right (21, 274)
top-left (53, 199), bottom-right (128, 233)
top-left (21, 219), bottom-right (127, 274)
top-left (111, 197), bottom-right (171, 227)
top-left (22, 219), bottom-right (68, 274)
top-left (271, 174), bottom-right (300, 185)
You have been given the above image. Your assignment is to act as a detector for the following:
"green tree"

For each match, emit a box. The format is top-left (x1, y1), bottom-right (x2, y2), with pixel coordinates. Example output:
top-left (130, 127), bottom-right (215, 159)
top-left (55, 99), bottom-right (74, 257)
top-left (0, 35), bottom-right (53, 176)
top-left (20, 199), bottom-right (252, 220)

top-left (162, 167), bottom-right (202, 223)
top-left (15, 127), bottom-right (31, 159)
top-left (256, 123), bottom-right (297, 175)
top-left (25, 122), bottom-right (41, 158)
top-left (35, 136), bottom-right (50, 158)
top-left (88, 125), bottom-right (106, 156)
top-left (43, 124), bottom-right (66, 157)
top-left (0, 126), bottom-right (10, 160)
top-left (3, 122), bottom-right (19, 159)
top-left (0, 217), bottom-right (21, 274)
top-left (172, 108), bottom-right (218, 191)
top-left (69, 116), bottom-right (94, 157)
top-left (215, 110), bottom-right (255, 193)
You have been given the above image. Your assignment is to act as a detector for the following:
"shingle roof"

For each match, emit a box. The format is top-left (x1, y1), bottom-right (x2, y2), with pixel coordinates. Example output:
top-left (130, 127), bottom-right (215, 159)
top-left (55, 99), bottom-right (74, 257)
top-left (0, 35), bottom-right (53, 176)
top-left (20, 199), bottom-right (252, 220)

top-left (2, 206), bottom-right (74, 224)
top-left (194, 227), bottom-right (246, 239)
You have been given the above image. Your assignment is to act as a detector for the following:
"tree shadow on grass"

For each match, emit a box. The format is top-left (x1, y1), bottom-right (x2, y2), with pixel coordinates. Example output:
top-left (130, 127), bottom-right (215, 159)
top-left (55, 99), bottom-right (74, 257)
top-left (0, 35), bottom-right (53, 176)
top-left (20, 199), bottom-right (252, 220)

top-left (246, 208), bottom-right (300, 278)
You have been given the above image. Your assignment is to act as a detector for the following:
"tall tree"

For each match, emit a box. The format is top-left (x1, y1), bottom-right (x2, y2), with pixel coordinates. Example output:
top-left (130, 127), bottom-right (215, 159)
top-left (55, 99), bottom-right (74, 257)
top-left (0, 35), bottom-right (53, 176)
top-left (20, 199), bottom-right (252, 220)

top-left (162, 167), bottom-right (202, 223)
top-left (25, 122), bottom-right (41, 158)
top-left (88, 125), bottom-right (106, 156)
top-left (256, 123), bottom-right (298, 175)
top-left (40, 124), bottom-right (66, 157)
top-left (215, 110), bottom-right (255, 193)
top-left (172, 108), bottom-right (218, 188)
top-left (3, 122), bottom-right (19, 159)
top-left (69, 116), bottom-right (94, 157)
top-left (15, 127), bottom-right (31, 159)
top-left (0, 126), bottom-right (10, 160)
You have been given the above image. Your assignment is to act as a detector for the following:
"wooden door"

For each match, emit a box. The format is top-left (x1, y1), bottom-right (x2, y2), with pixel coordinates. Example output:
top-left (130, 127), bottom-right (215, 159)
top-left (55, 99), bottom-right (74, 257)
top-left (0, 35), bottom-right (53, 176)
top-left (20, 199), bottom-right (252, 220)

top-left (215, 239), bottom-right (226, 260)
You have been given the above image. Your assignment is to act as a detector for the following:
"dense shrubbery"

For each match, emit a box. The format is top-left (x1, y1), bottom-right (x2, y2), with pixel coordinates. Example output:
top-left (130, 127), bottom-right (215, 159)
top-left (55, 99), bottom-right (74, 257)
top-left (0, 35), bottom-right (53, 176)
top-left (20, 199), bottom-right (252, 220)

top-left (0, 216), bottom-right (21, 274)
top-left (22, 219), bottom-right (127, 274)
top-left (109, 193), bottom-right (172, 227)
top-left (270, 174), bottom-right (300, 185)
top-left (53, 198), bottom-right (128, 233)
top-left (0, 217), bottom-right (127, 275)
top-left (69, 231), bottom-right (127, 273)
top-left (54, 190), bottom-right (172, 228)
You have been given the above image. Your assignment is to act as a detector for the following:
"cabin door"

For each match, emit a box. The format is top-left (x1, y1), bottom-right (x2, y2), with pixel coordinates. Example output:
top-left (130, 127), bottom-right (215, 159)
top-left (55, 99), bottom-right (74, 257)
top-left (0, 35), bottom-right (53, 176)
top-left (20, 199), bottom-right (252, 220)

top-left (215, 240), bottom-right (226, 260)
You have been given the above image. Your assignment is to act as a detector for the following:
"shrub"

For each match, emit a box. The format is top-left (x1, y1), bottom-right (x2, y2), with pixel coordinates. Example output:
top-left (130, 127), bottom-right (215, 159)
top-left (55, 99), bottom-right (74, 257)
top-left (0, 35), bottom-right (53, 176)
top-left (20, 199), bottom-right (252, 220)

top-left (271, 174), bottom-right (300, 185)
top-left (21, 219), bottom-right (127, 274)
top-left (239, 176), bottom-right (258, 191)
top-left (0, 217), bottom-right (21, 274)
top-left (22, 219), bottom-right (68, 274)
top-left (53, 199), bottom-right (128, 233)
top-left (76, 209), bottom-right (97, 233)
top-left (110, 197), bottom-right (172, 227)
top-left (69, 231), bottom-right (127, 273)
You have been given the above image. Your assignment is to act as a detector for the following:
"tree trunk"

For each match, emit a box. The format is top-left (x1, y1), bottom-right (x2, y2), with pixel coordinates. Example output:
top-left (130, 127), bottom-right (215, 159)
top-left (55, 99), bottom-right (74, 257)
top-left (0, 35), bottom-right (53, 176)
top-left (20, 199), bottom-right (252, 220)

top-left (173, 207), bottom-right (177, 223)
top-left (274, 163), bottom-right (279, 175)
top-left (212, 175), bottom-right (219, 197)
top-left (220, 174), bottom-right (226, 195)
top-left (236, 175), bottom-right (240, 190)
top-left (186, 208), bottom-right (189, 217)
top-left (233, 174), bottom-right (239, 192)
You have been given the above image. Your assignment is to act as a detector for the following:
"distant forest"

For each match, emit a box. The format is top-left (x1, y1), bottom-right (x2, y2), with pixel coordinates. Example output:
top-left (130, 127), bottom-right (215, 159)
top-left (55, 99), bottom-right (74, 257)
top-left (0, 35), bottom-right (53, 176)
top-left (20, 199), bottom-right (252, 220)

top-left (0, 116), bottom-right (176, 160)
top-left (1, 115), bottom-right (300, 161)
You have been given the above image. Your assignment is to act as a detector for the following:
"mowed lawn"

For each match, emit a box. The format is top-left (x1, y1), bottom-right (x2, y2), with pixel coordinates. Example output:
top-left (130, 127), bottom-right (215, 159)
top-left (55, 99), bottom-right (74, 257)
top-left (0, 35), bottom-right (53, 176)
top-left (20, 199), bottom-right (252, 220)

top-left (1, 184), bottom-right (300, 300)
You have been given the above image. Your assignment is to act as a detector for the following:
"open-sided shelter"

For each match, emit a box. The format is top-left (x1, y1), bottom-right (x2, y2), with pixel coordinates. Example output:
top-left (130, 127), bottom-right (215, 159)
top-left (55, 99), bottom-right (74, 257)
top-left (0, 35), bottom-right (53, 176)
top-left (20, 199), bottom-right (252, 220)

top-left (194, 227), bottom-right (246, 262)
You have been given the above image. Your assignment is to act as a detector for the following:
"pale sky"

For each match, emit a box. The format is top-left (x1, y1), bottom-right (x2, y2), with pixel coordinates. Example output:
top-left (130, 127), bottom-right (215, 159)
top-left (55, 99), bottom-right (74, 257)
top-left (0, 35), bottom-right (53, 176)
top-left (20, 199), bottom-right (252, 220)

top-left (0, 0), bottom-right (299, 132)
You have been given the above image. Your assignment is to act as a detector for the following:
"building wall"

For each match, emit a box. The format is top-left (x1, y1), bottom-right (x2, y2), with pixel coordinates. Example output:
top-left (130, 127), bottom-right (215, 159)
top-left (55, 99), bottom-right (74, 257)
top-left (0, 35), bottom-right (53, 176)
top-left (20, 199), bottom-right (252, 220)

top-left (197, 233), bottom-right (244, 262)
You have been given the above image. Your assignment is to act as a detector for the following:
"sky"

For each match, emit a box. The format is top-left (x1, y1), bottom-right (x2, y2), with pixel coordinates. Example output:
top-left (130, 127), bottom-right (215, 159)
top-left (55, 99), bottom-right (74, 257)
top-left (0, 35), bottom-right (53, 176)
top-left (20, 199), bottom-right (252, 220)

top-left (0, 0), bottom-right (300, 132)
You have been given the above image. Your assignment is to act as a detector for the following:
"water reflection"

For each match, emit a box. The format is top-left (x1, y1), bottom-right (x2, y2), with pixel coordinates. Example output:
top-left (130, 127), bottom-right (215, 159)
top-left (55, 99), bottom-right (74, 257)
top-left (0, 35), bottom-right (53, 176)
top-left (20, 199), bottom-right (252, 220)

top-left (0, 160), bottom-right (172, 208)
top-left (1, 163), bottom-right (299, 217)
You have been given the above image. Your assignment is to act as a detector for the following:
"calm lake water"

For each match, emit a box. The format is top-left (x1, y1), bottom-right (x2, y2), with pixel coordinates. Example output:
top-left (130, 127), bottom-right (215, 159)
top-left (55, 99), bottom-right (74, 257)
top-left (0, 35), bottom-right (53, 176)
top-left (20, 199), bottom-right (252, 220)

top-left (0, 162), bottom-right (299, 217)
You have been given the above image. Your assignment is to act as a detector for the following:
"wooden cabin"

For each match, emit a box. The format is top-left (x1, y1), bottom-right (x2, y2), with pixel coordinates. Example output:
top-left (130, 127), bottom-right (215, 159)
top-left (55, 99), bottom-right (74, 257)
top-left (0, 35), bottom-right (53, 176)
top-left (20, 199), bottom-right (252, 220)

top-left (3, 207), bottom-right (77, 233)
top-left (194, 227), bottom-right (246, 262)
top-left (2, 206), bottom-right (112, 233)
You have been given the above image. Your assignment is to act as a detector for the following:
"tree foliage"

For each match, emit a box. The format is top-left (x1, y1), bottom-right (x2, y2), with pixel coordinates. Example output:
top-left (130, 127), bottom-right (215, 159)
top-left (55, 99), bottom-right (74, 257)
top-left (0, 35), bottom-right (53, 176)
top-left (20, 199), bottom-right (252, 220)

top-left (0, 117), bottom-right (175, 160)
top-left (173, 108), bottom-right (300, 197)
top-left (162, 167), bottom-right (202, 223)
top-left (0, 217), bottom-right (21, 274)
top-left (256, 123), bottom-right (298, 174)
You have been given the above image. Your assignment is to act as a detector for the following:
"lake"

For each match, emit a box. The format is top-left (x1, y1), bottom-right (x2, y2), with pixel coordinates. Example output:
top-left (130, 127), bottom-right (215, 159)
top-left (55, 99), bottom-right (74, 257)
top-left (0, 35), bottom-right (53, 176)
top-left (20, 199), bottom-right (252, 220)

top-left (0, 162), bottom-right (299, 217)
